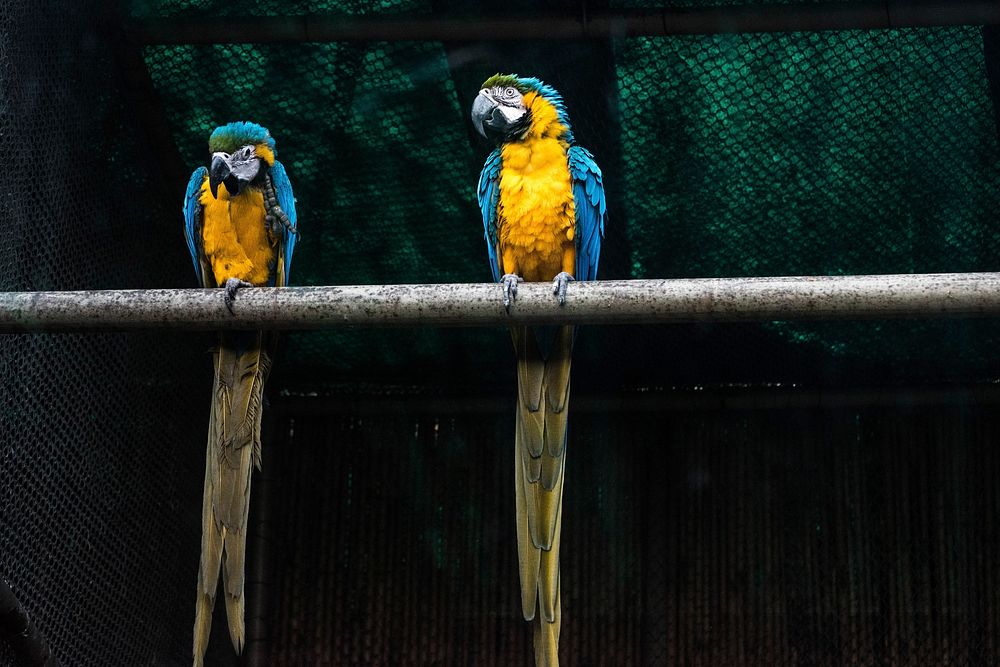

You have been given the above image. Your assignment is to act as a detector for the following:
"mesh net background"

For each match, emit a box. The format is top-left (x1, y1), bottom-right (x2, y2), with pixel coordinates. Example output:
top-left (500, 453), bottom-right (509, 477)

top-left (1, 1), bottom-right (213, 664)
top-left (3, 0), bottom-right (1000, 664)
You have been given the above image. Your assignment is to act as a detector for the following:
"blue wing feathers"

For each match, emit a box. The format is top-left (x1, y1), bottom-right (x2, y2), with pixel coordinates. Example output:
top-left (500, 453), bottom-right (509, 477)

top-left (270, 160), bottom-right (298, 285)
top-left (569, 146), bottom-right (605, 282)
top-left (477, 148), bottom-right (503, 282)
top-left (183, 167), bottom-right (208, 286)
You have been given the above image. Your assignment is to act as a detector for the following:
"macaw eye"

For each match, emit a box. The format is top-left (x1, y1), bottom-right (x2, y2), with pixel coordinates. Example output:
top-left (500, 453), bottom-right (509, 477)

top-left (503, 87), bottom-right (517, 98)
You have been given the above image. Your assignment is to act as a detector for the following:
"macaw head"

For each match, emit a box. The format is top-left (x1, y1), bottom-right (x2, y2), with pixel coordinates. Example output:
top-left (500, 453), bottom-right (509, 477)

top-left (206, 121), bottom-right (278, 198)
top-left (471, 74), bottom-right (574, 144)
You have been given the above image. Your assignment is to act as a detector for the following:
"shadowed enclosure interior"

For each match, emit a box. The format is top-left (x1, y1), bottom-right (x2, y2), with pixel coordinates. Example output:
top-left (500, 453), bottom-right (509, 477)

top-left (2, 0), bottom-right (1000, 664)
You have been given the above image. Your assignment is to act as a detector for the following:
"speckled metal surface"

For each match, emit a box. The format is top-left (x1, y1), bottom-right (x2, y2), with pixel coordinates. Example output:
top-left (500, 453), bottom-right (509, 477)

top-left (2, 273), bottom-right (1000, 333)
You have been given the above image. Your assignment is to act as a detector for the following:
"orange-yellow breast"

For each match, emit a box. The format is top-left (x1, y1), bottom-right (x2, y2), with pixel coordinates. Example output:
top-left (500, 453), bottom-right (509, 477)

top-left (198, 178), bottom-right (274, 287)
top-left (497, 93), bottom-right (575, 282)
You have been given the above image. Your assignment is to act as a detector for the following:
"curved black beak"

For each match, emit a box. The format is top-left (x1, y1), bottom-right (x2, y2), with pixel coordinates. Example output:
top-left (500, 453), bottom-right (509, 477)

top-left (209, 153), bottom-right (236, 199)
top-left (208, 149), bottom-right (261, 198)
top-left (471, 90), bottom-right (500, 139)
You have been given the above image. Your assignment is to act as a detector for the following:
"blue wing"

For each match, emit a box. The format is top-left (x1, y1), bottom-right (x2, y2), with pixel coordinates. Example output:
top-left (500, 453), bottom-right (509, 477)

top-left (477, 148), bottom-right (503, 282)
top-left (270, 160), bottom-right (298, 286)
top-left (568, 146), bottom-right (606, 282)
top-left (183, 167), bottom-right (208, 287)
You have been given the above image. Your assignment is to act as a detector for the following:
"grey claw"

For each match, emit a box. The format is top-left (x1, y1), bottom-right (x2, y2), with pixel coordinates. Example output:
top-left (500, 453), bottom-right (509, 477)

top-left (501, 273), bottom-right (523, 311)
top-left (223, 278), bottom-right (253, 314)
top-left (552, 272), bottom-right (575, 306)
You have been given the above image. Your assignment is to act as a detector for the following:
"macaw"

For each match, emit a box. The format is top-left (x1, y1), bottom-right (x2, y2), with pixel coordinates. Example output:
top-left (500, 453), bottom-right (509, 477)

top-left (182, 121), bottom-right (298, 666)
top-left (471, 75), bottom-right (605, 666)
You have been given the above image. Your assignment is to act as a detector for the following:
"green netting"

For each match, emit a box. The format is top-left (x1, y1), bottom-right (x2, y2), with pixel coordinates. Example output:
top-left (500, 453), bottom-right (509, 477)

top-left (616, 28), bottom-right (1000, 376)
top-left (621, 29), bottom-right (997, 279)
top-left (135, 1), bottom-right (1000, 391)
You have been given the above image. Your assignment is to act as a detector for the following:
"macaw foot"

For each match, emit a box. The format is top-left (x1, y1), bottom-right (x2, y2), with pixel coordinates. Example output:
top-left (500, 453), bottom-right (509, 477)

top-left (263, 173), bottom-right (299, 238)
top-left (223, 278), bottom-right (253, 314)
top-left (501, 273), bottom-right (523, 311)
top-left (552, 272), bottom-right (575, 305)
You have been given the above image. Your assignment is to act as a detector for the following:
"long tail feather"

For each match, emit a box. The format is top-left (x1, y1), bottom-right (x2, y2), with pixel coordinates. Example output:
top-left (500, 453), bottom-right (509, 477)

top-left (193, 332), bottom-right (271, 666)
top-left (532, 577), bottom-right (561, 666)
top-left (512, 324), bottom-right (572, 667)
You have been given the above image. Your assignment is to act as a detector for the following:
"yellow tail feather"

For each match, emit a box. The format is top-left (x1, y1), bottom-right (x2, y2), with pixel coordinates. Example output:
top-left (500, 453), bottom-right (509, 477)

top-left (193, 334), bottom-right (270, 666)
top-left (512, 325), bottom-right (573, 667)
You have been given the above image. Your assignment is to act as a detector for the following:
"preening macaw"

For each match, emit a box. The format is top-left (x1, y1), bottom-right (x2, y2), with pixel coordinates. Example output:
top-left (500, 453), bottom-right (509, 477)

top-left (182, 121), bottom-right (298, 666)
top-left (472, 75), bottom-right (606, 666)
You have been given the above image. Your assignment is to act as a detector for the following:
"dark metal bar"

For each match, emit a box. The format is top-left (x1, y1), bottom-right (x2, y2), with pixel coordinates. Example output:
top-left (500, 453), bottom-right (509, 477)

top-left (2, 273), bottom-right (1000, 333)
top-left (129, 2), bottom-right (1000, 44)
top-left (244, 415), bottom-right (276, 667)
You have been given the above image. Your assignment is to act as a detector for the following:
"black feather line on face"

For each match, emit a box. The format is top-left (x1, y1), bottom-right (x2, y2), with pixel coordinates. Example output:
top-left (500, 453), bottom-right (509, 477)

top-left (504, 109), bottom-right (533, 142)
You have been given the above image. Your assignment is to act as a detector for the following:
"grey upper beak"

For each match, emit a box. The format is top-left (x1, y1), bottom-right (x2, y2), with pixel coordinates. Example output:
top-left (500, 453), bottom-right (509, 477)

top-left (471, 91), bottom-right (498, 139)
top-left (208, 150), bottom-right (261, 198)
top-left (208, 154), bottom-right (232, 199)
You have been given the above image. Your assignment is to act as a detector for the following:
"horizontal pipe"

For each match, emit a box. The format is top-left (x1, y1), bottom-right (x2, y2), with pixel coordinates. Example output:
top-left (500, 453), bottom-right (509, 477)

top-left (2, 273), bottom-right (1000, 333)
top-left (129, 2), bottom-right (1000, 44)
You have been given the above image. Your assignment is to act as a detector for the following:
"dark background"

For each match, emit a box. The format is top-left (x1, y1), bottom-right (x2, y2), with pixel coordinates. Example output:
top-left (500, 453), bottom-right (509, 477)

top-left (3, 0), bottom-right (1000, 664)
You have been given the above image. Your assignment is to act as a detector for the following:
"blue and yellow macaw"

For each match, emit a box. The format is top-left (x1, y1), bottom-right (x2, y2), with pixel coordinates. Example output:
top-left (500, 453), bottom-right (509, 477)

top-left (182, 121), bottom-right (298, 666)
top-left (472, 75), bottom-right (605, 666)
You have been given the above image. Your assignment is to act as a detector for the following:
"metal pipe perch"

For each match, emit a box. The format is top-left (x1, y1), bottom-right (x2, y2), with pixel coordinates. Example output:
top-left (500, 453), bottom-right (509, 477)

top-left (129, 2), bottom-right (1000, 44)
top-left (2, 273), bottom-right (1000, 333)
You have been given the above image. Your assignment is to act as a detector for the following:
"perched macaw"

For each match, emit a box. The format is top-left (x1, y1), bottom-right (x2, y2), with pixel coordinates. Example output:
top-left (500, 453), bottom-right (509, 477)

top-left (182, 121), bottom-right (298, 666)
top-left (471, 75), bottom-right (605, 666)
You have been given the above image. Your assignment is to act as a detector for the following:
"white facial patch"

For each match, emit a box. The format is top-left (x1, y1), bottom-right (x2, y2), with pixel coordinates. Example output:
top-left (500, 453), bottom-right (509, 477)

top-left (497, 104), bottom-right (526, 122)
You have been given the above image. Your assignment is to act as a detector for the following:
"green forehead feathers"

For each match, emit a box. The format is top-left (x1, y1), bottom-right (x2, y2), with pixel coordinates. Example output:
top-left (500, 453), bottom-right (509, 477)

top-left (208, 121), bottom-right (277, 155)
top-left (481, 74), bottom-right (531, 94)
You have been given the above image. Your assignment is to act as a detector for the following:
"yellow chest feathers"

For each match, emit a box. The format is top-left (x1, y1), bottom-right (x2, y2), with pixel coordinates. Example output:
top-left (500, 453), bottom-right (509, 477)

top-left (498, 137), bottom-right (575, 271)
top-left (198, 179), bottom-right (275, 286)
